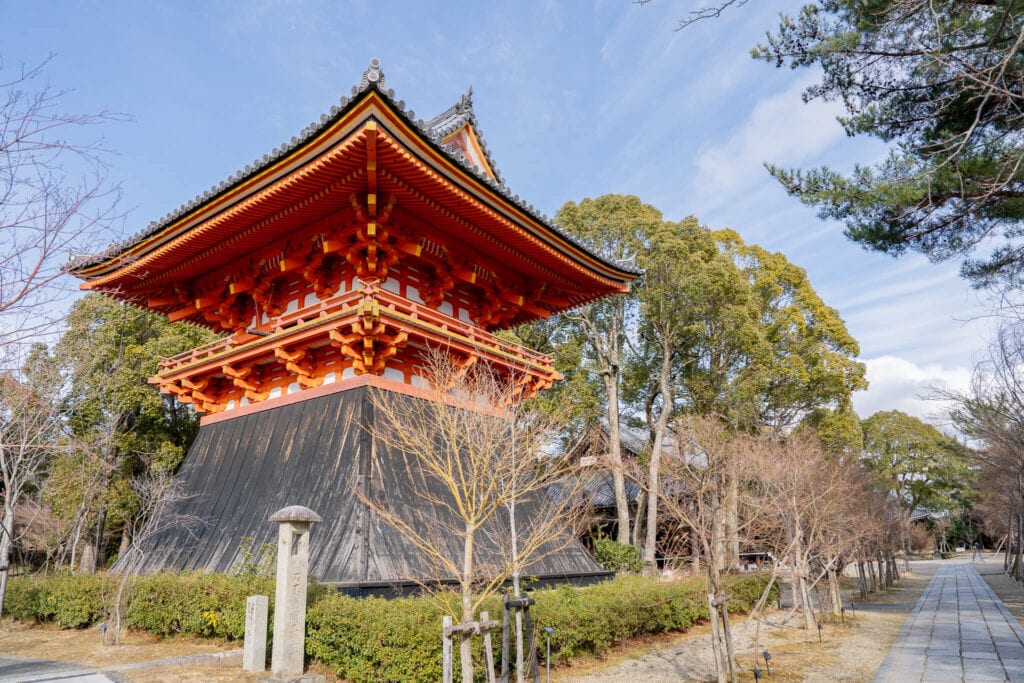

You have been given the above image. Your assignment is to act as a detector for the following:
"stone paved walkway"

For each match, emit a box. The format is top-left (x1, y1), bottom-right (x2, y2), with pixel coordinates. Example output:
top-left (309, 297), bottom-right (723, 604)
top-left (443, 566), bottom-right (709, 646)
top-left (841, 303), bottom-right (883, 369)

top-left (873, 560), bottom-right (1024, 682)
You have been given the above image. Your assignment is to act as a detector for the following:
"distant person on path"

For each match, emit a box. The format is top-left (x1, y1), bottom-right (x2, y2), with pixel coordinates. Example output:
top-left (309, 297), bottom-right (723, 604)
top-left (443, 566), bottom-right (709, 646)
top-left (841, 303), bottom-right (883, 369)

top-left (973, 542), bottom-right (983, 561)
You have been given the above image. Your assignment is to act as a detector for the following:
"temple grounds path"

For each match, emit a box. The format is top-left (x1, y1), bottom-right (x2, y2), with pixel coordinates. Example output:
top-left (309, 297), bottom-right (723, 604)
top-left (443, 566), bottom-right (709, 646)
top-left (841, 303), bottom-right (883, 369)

top-left (557, 562), bottom-right (941, 682)
top-left (873, 559), bottom-right (1024, 682)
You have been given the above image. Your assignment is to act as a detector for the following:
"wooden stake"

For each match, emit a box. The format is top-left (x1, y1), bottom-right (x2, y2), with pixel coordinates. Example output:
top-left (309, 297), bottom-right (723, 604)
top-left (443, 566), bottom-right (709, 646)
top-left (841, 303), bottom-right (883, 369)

top-left (443, 615), bottom-right (453, 683)
top-left (481, 611), bottom-right (496, 683)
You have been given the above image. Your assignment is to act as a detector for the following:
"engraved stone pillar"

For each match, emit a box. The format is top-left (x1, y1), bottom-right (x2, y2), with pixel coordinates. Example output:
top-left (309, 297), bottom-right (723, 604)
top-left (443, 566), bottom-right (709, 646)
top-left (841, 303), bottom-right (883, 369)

top-left (269, 505), bottom-right (322, 681)
top-left (243, 594), bottom-right (269, 672)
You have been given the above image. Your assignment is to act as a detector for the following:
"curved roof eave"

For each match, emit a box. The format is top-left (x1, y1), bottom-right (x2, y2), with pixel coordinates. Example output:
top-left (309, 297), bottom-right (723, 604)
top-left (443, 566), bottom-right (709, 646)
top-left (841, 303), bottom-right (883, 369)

top-left (66, 59), bottom-right (640, 284)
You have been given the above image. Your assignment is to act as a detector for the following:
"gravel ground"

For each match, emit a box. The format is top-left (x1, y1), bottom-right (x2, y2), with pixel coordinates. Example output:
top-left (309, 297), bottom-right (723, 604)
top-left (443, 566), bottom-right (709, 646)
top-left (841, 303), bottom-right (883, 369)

top-left (975, 555), bottom-right (1024, 626)
top-left (1, 561), bottom-right (961, 682)
top-left (555, 561), bottom-right (940, 683)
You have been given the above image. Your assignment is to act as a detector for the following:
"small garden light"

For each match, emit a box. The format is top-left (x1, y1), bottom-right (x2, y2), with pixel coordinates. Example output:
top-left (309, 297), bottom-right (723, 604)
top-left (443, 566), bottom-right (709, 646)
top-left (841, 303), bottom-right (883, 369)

top-left (762, 650), bottom-right (772, 675)
top-left (817, 623), bottom-right (823, 643)
top-left (753, 665), bottom-right (763, 681)
top-left (543, 626), bottom-right (556, 683)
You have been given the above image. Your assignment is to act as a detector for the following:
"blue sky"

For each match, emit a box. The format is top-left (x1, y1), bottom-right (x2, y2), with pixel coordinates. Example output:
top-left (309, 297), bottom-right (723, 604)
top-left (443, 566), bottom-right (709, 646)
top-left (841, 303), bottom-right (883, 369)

top-left (4, 0), bottom-right (992, 421)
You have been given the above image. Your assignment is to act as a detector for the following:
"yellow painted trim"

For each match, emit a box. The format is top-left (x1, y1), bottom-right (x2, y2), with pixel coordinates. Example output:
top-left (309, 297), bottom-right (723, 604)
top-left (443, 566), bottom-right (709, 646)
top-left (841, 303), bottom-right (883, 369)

top-left (75, 89), bottom-right (635, 284)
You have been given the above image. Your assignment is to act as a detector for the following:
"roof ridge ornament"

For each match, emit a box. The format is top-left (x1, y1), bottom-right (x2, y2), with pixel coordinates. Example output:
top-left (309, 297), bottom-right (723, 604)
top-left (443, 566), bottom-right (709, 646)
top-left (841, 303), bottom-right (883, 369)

top-left (359, 57), bottom-right (385, 91)
top-left (458, 86), bottom-right (473, 111)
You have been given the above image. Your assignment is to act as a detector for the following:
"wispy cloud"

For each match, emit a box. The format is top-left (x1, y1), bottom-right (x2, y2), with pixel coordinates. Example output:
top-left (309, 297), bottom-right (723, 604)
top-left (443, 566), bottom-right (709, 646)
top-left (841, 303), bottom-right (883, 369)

top-left (693, 74), bottom-right (845, 199)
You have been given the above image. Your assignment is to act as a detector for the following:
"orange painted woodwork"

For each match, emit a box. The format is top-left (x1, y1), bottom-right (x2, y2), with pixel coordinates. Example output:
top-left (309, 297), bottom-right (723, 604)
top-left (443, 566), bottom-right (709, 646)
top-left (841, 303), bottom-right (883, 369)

top-left (67, 60), bottom-right (637, 419)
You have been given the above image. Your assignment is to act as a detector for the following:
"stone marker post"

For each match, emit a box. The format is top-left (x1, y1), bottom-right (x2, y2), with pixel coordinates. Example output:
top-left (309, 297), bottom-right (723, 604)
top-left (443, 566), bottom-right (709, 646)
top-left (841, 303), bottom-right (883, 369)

top-left (243, 594), bottom-right (269, 672)
top-left (269, 505), bottom-right (322, 681)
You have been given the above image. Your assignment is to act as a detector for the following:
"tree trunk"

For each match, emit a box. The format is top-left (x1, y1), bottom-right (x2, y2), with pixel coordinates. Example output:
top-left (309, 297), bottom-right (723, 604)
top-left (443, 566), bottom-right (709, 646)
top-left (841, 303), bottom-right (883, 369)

top-left (118, 526), bottom-right (131, 559)
top-left (78, 542), bottom-right (96, 575)
top-left (719, 602), bottom-right (737, 683)
top-left (795, 545), bottom-right (815, 630)
top-left (605, 384), bottom-right (631, 545)
top-left (642, 346), bottom-right (672, 576)
top-left (828, 566), bottom-right (842, 618)
top-left (93, 504), bottom-right (107, 570)
top-left (1011, 511), bottom-right (1019, 581)
top-left (461, 524), bottom-right (475, 683)
top-left (856, 561), bottom-right (866, 599)
top-left (690, 524), bottom-right (701, 574)
top-left (707, 593), bottom-right (727, 683)
top-left (632, 489), bottom-right (646, 549)
top-left (0, 503), bottom-right (15, 620)
top-left (724, 471), bottom-right (739, 569)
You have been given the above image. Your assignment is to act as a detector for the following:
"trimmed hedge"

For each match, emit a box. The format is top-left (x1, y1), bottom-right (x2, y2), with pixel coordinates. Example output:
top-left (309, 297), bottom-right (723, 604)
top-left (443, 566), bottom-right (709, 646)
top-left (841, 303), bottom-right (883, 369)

top-left (5, 571), bottom-right (776, 683)
top-left (4, 571), bottom-right (275, 638)
top-left (306, 573), bottom-right (777, 681)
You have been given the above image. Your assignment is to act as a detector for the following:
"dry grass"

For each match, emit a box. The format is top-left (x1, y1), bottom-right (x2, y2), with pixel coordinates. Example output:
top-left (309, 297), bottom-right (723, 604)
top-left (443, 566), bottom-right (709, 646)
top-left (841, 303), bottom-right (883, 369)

top-left (0, 619), bottom-right (233, 667)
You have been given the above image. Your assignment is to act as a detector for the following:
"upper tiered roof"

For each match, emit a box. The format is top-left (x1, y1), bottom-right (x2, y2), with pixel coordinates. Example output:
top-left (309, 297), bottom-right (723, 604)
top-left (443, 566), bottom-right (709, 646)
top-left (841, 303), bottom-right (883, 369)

top-left (68, 58), bottom-right (637, 328)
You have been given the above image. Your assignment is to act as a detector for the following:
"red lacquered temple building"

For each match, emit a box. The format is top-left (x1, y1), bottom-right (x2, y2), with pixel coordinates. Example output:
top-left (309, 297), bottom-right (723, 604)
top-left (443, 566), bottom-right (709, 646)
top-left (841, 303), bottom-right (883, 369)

top-left (69, 60), bottom-right (637, 590)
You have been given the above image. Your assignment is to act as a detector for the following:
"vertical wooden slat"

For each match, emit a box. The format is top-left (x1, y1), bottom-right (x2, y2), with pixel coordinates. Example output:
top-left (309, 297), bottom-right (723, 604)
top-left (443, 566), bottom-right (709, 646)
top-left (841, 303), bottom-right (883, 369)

top-left (443, 615), bottom-right (454, 683)
top-left (481, 611), bottom-right (496, 683)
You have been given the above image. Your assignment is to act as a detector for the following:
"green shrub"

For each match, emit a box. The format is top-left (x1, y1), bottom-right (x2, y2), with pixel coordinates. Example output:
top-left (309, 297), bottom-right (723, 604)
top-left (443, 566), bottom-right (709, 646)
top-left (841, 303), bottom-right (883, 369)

top-left (4, 570), bottom-right (275, 637)
top-left (122, 572), bottom-right (275, 638)
top-left (592, 538), bottom-right (643, 573)
top-left (34, 573), bottom-right (106, 628)
top-left (5, 570), bottom-right (776, 683)
top-left (308, 573), bottom-right (776, 681)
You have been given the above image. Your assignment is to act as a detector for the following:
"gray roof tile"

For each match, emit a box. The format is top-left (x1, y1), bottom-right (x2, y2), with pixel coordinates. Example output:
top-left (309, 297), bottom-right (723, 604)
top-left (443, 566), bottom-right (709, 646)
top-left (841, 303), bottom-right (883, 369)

top-left (68, 59), bottom-right (640, 279)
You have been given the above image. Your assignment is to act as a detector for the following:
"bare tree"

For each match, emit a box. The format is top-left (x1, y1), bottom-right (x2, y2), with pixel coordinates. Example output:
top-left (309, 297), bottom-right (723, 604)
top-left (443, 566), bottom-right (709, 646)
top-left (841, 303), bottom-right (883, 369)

top-left (0, 55), bottom-right (125, 365)
top-left (743, 437), bottom-right (882, 628)
top-left (948, 323), bottom-right (1024, 579)
top-left (366, 350), bottom-right (582, 683)
top-left (0, 372), bottom-right (66, 617)
top-left (657, 416), bottom-right (762, 683)
top-left (105, 465), bottom-right (197, 645)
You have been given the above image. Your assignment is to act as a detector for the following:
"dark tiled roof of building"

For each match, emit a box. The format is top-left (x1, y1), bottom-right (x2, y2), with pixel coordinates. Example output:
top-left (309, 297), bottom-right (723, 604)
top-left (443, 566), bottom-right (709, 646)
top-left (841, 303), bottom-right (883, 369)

top-left (423, 86), bottom-right (503, 184)
top-left (68, 58), bottom-right (638, 278)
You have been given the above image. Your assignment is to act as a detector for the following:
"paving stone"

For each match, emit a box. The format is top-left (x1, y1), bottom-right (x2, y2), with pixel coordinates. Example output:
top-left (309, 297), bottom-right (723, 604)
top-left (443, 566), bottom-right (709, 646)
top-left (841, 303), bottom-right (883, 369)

top-left (872, 562), bottom-right (1024, 683)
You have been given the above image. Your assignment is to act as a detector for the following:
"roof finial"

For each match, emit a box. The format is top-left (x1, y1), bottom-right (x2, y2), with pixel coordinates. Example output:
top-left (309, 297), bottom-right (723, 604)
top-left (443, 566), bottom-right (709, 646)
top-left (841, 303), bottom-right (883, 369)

top-left (360, 58), bottom-right (386, 91)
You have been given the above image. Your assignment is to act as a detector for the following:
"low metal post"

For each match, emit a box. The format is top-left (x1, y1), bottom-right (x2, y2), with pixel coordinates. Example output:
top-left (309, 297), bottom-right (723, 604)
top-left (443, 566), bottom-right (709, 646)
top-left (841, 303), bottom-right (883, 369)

top-left (543, 626), bottom-right (555, 683)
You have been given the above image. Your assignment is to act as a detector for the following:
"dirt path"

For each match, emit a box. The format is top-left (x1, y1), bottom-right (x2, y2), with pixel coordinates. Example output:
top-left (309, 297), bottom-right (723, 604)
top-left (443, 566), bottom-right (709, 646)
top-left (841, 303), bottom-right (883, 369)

top-left (555, 562), bottom-right (939, 683)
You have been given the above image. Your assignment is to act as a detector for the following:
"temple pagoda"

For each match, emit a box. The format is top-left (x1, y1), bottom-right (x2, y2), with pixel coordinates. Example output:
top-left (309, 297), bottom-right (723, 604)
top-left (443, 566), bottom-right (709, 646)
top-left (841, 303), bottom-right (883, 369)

top-left (68, 59), bottom-right (637, 590)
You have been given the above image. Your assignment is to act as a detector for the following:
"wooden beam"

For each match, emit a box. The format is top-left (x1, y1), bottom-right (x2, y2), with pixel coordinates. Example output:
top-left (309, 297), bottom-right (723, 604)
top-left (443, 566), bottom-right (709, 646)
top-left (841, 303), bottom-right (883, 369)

top-left (194, 293), bottom-right (222, 309)
top-left (168, 306), bottom-right (195, 322)
top-left (366, 121), bottom-right (378, 199)
top-left (148, 294), bottom-right (182, 307)
top-left (229, 276), bottom-right (255, 295)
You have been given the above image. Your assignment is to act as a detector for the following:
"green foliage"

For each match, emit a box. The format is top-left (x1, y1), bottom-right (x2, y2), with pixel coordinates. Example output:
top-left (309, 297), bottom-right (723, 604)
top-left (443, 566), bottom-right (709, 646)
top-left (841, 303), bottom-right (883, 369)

top-left (5, 571), bottom-right (274, 638)
top-left (308, 573), bottom-right (775, 681)
top-left (555, 194), bottom-right (865, 434)
top-left (306, 591), bottom-right (454, 683)
top-left (797, 404), bottom-right (864, 454)
top-left (33, 294), bottom-right (217, 557)
top-left (592, 538), bottom-right (643, 573)
top-left (122, 572), bottom-right (274, 637)
top-left (534, 573), bottom-right (774, 665)
top-left (861, 410), bottom-right (973, 514)
top-left (755, 1), bottom-right (1024, 287)
top-left (8, 571), bottom-right (775, 683)
top-left (231, 536), bottom-right (277, 579)
top-left (6, 573), bottom-right (107, 628)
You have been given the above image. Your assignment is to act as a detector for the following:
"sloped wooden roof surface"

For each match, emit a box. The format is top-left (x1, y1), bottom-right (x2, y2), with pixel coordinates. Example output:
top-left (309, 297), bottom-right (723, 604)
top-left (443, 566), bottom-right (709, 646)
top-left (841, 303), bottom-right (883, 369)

top-left (131, 386), bottom-right (606, 586)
